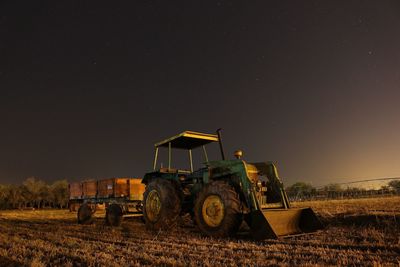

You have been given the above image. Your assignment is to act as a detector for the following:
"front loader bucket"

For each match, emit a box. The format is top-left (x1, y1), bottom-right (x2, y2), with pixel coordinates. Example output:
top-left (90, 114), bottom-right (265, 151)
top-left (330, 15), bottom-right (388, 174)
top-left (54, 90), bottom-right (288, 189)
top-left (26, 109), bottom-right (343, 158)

top-left (250, 208), bottom-right (323, 240)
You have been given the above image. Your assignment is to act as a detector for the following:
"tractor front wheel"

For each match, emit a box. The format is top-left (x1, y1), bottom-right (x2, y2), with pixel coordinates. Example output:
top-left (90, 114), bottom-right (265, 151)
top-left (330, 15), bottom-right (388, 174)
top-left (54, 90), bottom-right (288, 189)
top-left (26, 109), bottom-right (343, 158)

top-left (143, 179), bottom-right (181, 230)
top-left (194, 180), bottom-right (242, 237)
top-left (106, 204), bottom-right (123, 226)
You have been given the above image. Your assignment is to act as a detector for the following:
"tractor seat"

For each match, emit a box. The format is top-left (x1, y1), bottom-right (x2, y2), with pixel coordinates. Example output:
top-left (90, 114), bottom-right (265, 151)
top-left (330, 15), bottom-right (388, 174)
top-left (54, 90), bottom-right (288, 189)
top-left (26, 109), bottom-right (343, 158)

top-left (159, 167), bottom-right (192, 174)
top-left (177, 169), bottom-right (192, 174)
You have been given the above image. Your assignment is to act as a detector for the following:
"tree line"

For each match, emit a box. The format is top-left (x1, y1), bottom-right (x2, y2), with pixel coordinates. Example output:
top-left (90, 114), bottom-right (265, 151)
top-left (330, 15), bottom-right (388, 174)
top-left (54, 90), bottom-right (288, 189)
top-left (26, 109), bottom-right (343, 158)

top-left (286, 180), bottom-right (400, 201)
top-left (1, 177), bottom-right (399, 209)
top-left (0, 177), bottom-right (69, 210)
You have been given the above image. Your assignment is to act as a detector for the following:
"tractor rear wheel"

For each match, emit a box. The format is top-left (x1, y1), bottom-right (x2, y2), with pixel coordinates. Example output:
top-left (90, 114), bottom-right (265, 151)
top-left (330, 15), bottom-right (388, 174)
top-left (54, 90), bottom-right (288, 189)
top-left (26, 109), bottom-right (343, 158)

top-left (77, 203), bottom-right (94, 224)
top-left (106, 204), bottom-right (123, 226)
top-left (143, 179), bottom-right (181, 230)
top-left (194, 180), bottom-right (242, 237)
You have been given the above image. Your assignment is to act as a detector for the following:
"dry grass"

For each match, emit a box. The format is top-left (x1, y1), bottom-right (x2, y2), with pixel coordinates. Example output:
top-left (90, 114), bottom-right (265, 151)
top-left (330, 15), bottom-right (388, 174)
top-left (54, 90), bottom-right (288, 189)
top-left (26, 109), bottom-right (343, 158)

top-left (0, 197), bottom-right (399, 266)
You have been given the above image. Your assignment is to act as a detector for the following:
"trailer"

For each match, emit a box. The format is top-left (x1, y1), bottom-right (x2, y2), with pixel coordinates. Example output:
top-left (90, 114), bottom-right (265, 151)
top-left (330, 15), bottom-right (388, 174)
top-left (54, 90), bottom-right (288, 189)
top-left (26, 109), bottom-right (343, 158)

top-left (68, 178), bottom-right (145, 226)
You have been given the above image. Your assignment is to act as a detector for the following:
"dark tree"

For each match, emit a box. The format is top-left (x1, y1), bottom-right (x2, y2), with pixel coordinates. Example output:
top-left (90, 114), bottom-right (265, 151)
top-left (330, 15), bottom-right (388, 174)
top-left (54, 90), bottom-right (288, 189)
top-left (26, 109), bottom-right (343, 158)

top-left (286, 182), bottom-right (316, 200)
top-left (388, 180), bottom-right (400, 192)
top-left (50, 180), bottom-right (69, 209)
top-left (22, 177), bottom-right (47, 208)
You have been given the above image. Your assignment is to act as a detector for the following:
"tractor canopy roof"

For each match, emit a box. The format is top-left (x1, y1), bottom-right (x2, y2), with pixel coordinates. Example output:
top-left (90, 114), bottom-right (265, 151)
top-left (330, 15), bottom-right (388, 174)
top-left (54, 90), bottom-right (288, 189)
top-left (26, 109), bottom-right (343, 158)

top-left (154, 131), bottom-right (219, 149)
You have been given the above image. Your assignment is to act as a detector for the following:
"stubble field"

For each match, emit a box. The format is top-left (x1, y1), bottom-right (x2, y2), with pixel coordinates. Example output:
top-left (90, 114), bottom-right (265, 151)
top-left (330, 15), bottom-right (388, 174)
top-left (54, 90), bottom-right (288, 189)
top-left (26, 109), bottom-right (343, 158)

top-left (0, 197), bottom-right (399, 266)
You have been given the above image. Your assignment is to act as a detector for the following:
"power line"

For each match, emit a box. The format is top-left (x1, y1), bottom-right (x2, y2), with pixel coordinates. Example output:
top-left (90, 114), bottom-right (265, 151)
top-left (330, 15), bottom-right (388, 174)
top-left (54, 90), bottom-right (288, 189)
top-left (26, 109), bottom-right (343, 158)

top-left (336, 177), bottom-right (400, 185)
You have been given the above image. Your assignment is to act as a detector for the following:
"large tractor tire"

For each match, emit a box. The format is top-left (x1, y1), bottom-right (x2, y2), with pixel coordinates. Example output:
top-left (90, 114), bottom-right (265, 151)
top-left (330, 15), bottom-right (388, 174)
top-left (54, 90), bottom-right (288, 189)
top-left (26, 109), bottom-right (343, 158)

top-left (194, 180), bottom-right (243, 237)
top-left (105, 204), bottom-right (123, 227)
top-left (143, 179), bottom-right (181, 230)
top-left (77, 203), bottom-right (94, 224)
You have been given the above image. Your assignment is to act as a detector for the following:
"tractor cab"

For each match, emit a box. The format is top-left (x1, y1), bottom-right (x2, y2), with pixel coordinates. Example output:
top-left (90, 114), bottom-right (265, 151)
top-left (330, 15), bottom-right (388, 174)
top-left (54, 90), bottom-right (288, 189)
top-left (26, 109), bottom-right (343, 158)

top-left (150, 130), bottom-right (221, 174)
top-left (143, 130), bottom-right (225, 216)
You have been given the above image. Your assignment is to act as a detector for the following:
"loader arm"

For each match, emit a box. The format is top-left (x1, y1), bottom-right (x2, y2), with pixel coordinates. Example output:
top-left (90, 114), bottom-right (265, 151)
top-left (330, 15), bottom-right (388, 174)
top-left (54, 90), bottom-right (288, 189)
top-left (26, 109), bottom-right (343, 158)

top-left (251, 162), bottom-right (291, 209)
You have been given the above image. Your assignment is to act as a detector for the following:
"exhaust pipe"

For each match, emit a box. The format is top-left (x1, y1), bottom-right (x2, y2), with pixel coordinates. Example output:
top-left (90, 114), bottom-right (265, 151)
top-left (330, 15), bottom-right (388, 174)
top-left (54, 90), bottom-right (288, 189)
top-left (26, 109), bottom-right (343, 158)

top-left (216, 128), bottom-right (225, 160)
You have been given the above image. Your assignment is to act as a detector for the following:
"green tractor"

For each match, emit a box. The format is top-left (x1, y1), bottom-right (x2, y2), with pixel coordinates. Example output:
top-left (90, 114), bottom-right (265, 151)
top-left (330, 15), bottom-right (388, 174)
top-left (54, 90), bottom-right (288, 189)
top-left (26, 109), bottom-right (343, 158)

top-left (142, 130), bottom-right (322, 239)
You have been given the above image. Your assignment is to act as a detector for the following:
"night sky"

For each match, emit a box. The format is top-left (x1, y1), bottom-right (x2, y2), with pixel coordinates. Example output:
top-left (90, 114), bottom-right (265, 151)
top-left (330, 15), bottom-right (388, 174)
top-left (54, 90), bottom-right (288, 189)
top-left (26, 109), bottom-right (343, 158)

top-left (1, 1), bottom-right (400, 186)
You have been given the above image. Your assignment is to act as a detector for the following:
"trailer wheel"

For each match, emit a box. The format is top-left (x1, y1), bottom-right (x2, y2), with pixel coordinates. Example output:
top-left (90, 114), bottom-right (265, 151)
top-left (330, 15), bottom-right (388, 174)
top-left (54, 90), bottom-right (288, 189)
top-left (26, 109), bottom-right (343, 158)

top-left (106, 204), bottom-right (123, 226)
top-left (77, 203), bottom-right (94, 224)
top-left (194, 180), bottom-right (242, 237)
top-left (143, 179), bottom-right (181, 230)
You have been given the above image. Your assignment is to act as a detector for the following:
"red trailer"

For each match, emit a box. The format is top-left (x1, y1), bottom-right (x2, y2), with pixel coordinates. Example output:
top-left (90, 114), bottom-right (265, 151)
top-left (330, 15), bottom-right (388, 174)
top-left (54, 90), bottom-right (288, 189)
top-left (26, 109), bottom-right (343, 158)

top-left (68, 178), bottom-right (145, 226)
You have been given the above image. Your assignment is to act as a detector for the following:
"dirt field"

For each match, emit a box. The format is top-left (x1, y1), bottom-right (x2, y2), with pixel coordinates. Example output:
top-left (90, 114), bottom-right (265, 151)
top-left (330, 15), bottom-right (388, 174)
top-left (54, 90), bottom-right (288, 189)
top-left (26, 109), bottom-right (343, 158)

top-left (0, 197), bottom-right (399, 266)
